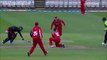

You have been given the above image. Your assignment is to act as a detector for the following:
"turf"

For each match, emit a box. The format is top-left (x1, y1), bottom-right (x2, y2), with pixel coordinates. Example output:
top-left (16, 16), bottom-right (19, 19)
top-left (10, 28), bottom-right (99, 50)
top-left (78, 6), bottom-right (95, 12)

top-left (0, 12), bottom-right (107, 33)
top-left (0, 12), bottom-right (107, 60)
top-left (0, 47), bottom-right (106, 60)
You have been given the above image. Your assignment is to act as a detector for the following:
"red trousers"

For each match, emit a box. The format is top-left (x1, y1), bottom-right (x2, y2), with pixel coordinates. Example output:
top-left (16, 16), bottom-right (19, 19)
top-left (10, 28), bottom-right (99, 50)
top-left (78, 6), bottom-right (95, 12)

top-left (58, 29), bottom-right (62, 36)
top-left (49, 37), bottom-right (63, 47)
top-left (58, 28), bottom-right (62, 36)
top-left (29, 38), bottom-right (47, 55)
top-left (81, 4), bottom-right (85, 14)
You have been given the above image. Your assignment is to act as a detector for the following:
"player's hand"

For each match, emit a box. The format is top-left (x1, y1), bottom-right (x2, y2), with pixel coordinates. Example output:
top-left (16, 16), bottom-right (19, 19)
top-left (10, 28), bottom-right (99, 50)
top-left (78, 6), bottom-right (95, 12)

top-left (22, 38), bottom-right (24, 40)
top-left (5, 30), bottom-right (8, 34)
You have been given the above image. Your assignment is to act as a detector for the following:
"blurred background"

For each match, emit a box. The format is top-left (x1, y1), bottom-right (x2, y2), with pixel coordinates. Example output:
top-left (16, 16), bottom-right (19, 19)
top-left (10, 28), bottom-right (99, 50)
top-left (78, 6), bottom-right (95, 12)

top-left (0, 1), bottom-right (107, 60)
top-left (0, 0), bottom-right (107, 11)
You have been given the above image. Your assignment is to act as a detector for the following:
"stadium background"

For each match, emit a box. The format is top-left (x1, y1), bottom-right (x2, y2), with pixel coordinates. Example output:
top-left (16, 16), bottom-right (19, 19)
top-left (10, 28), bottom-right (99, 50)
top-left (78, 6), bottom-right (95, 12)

top-left (0, 0), bottom-right (107, 11)
top-left (0, 0), bottom-right (107, 60)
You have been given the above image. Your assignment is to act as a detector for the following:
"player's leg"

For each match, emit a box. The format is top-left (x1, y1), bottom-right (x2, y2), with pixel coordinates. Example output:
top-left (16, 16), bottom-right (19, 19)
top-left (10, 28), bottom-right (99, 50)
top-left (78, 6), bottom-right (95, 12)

top-left (10, 33), bottom-right (17, 43)
top-left (55, 41), bottom-right (62, 47)
top-left (80, 0), bottom-right (85, 14)
top-left (104, 31), bottom-right (107, 44)
top-left (2, 32), bottom-right (12, 44)
top-left (49, 37), bottom-right (54, 46)
top-left (38, 39), bottom-right (48, 55)
top-left (2, 38), bottom-right (10, 44)
top-left (54, 38), bottom-right (65, 48)
top-left (81, 6), bottom-right (85, 14)
top-left (28, 39), bottom-right (37, 56)
top-left (55, 42), bottom-right (65, 48)
top-left (54, 38), bottom-right (61, 47)
top-left (49, 37), bottom-right (55, 48)
top-left (58, 28), bottom-right (62, 36)
top-left (29, 44), bottom-right (37, 55)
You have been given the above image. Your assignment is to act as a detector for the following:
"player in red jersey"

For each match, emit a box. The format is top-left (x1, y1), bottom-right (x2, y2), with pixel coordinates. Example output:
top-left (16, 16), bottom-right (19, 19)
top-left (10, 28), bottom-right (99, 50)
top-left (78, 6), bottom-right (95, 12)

top-left (27, 22), bottom-right (48, 56)
top-left (49, 28), bottom-right (65, 48)
top-left (50, 16), bottom-right (66, 36)
top-left (80, 0), bottom-right (86, 14)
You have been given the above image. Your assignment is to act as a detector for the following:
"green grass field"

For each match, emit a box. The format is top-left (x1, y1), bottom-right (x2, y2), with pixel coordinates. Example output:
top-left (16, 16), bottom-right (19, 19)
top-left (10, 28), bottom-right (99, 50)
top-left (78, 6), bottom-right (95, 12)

top-left (0, 11), bottom-right (107, 60)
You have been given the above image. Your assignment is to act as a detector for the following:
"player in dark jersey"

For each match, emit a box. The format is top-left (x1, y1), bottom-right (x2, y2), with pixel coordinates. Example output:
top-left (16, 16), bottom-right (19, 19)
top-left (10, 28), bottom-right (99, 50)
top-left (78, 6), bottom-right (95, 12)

top-left (2, 26), bottom-right (24, 44)
top-left (102, 17), bottom-right (107, 45)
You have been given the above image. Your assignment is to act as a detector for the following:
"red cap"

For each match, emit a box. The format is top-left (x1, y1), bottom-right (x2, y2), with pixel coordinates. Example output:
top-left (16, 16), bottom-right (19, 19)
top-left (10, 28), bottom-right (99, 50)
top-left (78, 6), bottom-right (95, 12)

top-left (35, 22), bottom-right (38, 25)
top-left (54, 16), bottom-right (58, 18)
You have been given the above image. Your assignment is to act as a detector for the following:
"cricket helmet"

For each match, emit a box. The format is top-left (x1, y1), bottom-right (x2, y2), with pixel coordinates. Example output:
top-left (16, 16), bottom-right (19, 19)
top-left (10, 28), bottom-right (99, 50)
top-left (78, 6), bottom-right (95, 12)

top-left (102, 17), bottom-right (106, 20)
top-left (19, 26), bottom-right (23, 31)
top-left (54, 16), bottom-right (58, 19)
top-left (102, 17), bottom-right (107, 22)
top-left (35, 22), bottom-right (38, 25)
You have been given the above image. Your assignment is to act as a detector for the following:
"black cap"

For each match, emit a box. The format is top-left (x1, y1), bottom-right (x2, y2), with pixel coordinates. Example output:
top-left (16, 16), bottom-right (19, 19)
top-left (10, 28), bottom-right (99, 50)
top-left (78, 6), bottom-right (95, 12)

top-left (19, 26), bottom-right (23, 31)
top-left (102, 17), bottom-right (106, 21)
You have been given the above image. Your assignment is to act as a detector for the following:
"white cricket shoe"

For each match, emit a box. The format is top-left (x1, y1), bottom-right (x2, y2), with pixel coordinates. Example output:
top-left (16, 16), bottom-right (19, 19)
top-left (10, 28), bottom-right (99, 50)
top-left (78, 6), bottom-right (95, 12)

top-left (50, 45), bottom-right (55, 48)
top-left (102, 42), bottom-right (107, 46)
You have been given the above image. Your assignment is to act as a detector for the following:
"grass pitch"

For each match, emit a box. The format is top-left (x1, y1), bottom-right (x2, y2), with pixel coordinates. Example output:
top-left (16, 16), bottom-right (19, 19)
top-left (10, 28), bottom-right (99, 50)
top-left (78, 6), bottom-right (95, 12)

top-left (0, 12), bottom-right (107, 60)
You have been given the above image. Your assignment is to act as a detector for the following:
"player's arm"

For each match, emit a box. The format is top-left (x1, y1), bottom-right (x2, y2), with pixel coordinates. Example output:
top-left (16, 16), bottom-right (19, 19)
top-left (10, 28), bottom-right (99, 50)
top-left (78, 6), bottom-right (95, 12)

top-left (52, 32), bottom-right (54, 38)
top-left (39, 27), bottom-right (43, 38)
top-left (50, 21), bottom-right (54, 30)
top-left (18, 31), bottom-right (24, 40)
top-left (30, 30), bottom-right (33, 37)
top-left (104, 21), bottom-right (107, 30)
top-left (61, 20), bottom-right (66, 26)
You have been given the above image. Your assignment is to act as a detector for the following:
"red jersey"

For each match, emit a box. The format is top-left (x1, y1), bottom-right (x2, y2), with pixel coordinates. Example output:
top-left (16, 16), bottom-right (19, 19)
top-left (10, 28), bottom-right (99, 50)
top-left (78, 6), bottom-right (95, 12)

top-left (57, 19), bottom-right (65, 29)
top-left (51, 18), bottom-right (65, 30)
top-left (52, 30), bottom-right (60, 39)
top-left (80, 0), bottom-right (86, 14)
top-left (31, 26), bottom-right (42, 39)
top-left (81, 0), bottom-right (85, 5)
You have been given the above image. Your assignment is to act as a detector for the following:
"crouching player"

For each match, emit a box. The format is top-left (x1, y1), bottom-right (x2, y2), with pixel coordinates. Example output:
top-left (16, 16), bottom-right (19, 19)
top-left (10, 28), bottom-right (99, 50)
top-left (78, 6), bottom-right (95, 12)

top-left (27, 22), bottom-right (48, 56)
top-left (49, 28), bottom-right (65, 48)
top-left (2, 26), bottom-right (24, 44)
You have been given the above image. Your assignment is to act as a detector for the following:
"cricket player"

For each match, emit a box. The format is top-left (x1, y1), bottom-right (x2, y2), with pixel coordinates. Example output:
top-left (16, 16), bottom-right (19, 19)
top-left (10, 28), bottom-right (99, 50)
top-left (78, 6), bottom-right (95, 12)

top-left (102, 17), bottom-right (107, 45)
top-left (27, 22), bottom-right (48, 56)
top-left (80, 0), bottom-right (86, 14)
top-left (49, 28), bottom-right (65, 48)
top-left (50, 16), bottom-right (66, 36)
top-left (2, 26), bottom-right (24, 44)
